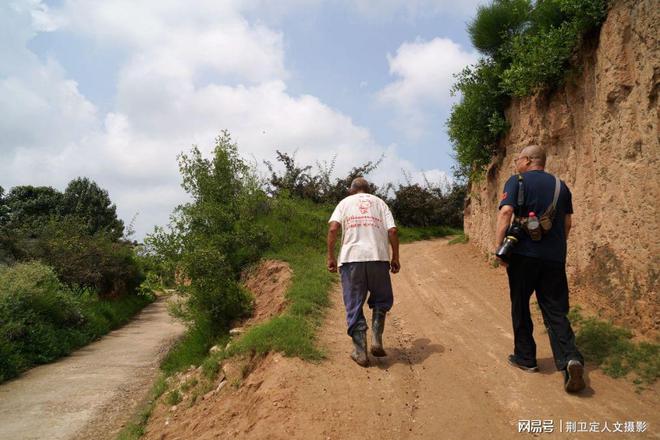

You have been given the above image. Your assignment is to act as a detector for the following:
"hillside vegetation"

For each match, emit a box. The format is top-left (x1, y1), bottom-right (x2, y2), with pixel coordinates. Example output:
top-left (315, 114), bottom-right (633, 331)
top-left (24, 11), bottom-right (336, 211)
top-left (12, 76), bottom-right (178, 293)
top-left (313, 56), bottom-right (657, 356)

top-left (448, 0), bottom-right (608, 178)
top-left (147, 131), bottom-right (464, 375)
top-left (0, 178), bottom-right (152, 383)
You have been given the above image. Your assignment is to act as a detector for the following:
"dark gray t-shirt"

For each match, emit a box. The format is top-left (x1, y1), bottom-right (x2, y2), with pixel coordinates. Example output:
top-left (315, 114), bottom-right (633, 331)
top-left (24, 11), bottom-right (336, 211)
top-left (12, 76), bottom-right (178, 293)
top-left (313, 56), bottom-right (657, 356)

top-left (499, 170), bottom-right (573, 263)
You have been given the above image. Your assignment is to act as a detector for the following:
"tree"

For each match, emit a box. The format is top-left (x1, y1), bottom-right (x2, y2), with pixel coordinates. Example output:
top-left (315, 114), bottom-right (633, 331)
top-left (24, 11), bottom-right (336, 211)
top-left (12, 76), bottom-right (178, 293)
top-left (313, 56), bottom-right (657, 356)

top-left (31, 216), bottom-right (143, 296)
top-left (4, 186), bottom-right (63, 231)
top-left (0, 186), bottom-right (15, 265)
top-left (59, 178), bottom-right (124, 239)
top-left (265, 151), bottom-right (383, 204)
top-left (150, 131), bottom-right (267, 332)
top-left (0, 186), bottom-right (8, 226)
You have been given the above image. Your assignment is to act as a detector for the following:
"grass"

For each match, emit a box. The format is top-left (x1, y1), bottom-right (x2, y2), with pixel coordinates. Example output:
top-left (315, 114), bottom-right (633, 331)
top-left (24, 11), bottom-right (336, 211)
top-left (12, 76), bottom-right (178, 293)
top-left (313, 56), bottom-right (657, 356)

top-left (160, 317), bottom-right (227, 376)
top-left (116, 375), bottom-right (168, 440)
top-left (117, 197), bottom-right (466, 439)
top-left (0, 288), bottom-right (153, 384)
top-left (227, 249), bottom-right (332, 361)
top-left (165, 389), bottom-right (182, 406)
top-left (569, 306), bottom-right (659, 386)
top-left (157, 198), bottom-right (464, 376)
top-left (398, 225), bottom-right (463, 243)
top-left (448, 233), bottom-right (469, 245)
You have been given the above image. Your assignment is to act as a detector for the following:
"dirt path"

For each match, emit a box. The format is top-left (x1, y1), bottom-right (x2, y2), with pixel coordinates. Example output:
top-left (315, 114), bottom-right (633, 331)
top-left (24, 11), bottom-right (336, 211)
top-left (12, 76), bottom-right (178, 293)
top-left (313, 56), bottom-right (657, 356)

top-left (143, 239), bottom-right (658, 439)
top-left (0, 296), bottom-right (185, 440)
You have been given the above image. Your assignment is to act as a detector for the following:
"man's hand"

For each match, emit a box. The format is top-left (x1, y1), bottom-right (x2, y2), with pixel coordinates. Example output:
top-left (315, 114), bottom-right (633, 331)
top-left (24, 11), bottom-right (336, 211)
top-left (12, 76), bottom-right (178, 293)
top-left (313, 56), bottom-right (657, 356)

top-left (388, 227), bottom-right (400, 274)
top-left (390, 258), bottom-right (400, 274)
top-left (327, 221), bottom-right (340, 273)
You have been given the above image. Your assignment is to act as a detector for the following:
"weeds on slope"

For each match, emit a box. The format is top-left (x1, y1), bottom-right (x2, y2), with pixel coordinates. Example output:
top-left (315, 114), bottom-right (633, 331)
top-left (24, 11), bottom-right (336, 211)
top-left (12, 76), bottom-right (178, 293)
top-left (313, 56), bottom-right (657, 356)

top-left (569, 306), bottom-right (659, 388)
top-left (0, 262), bottom-right (154, 384)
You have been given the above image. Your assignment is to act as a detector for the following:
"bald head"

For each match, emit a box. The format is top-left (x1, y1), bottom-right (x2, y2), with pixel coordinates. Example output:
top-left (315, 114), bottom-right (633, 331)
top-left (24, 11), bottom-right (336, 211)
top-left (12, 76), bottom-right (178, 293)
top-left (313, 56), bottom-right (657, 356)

top-left (350, 177), bottom-right (370, 194)
top-left (520, 145), bottom-right (546, 168)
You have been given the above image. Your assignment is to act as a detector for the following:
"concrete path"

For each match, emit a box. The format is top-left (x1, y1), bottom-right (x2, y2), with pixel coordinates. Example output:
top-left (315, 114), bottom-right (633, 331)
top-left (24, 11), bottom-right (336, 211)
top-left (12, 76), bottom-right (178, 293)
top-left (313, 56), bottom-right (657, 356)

top-left (0, 296), bottom-right (185, 440)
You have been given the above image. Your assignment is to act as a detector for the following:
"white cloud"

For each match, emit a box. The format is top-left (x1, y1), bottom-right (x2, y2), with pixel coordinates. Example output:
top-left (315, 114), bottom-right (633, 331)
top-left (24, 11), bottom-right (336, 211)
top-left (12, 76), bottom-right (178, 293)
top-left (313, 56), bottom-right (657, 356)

top-left (0, 1), bottom-right (98, 156)
top-left (347, 0), bottom-right (483, 20)
top-left (1, 0), bottom-right (456, 239)
top-left (378, 37), bottom-right (477, 139)
top-left (57, 0), bottom-right (286, 83)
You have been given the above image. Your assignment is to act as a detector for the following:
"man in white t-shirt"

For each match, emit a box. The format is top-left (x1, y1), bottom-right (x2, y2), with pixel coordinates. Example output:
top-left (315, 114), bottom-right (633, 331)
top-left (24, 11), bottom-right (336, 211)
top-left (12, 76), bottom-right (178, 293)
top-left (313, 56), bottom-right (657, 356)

top-left (327, 177), bottom-right (400, 367)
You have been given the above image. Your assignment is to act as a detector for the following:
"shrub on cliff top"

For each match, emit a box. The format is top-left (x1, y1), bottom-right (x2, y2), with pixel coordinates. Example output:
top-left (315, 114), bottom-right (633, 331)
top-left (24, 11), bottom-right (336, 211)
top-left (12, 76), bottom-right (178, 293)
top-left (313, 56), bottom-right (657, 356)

top-left (449, 0), bottom-right (609, 177)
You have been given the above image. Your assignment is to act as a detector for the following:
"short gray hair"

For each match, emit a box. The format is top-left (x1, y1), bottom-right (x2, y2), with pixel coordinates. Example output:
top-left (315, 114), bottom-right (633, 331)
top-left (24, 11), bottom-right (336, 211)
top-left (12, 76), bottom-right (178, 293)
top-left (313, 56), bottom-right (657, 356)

top-left (350, 177), bottom-right (370, 193)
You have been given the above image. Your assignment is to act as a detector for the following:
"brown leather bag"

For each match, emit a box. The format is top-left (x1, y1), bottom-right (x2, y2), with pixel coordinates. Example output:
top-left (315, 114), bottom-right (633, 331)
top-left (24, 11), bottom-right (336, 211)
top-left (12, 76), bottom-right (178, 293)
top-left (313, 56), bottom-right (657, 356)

top-left (539, 176), bottom-right (561, 234)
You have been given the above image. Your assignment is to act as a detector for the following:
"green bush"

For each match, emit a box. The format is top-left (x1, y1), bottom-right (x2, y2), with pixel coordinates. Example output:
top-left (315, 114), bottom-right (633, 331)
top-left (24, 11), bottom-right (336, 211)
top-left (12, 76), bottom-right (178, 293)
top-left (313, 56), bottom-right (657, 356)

top-left (1, 179), bottom-right (143, 297)
top-left (35, 217), bottom-right (144, 296)
top-left (265, 151), bottom-right (382, 205)
top-left (147, 132), bottom-right (269, 344)
top-left (501, 20), bottom-right (579, 96)
top-left (468, 0), bottom-right (531, 57)
top-left (449, 0), bottom-right (608, 177)
top-left (391, 182), bottom-right (466, 228)
top-left (448, 60), bottom-right (509, 178)
top-left (0, 262), bottom-right (152, 383)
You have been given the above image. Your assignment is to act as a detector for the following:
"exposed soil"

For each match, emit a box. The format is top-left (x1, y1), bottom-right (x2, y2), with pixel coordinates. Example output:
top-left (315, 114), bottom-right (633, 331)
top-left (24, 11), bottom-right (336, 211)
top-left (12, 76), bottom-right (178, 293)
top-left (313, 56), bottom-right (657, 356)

top-left (143, 239), bottom-right (659, 440)
top-left (241, 259), bottom-right (292, 327)
top-left (0, 296), bottom-right (185, 440)
top-left (464, 0), bottom-right (659, 335)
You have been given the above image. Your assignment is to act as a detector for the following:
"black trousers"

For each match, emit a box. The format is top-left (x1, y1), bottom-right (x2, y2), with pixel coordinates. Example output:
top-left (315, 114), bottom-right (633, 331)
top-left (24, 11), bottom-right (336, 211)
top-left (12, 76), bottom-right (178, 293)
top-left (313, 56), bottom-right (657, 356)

top-left (506, 254), bottom-right (583, 371)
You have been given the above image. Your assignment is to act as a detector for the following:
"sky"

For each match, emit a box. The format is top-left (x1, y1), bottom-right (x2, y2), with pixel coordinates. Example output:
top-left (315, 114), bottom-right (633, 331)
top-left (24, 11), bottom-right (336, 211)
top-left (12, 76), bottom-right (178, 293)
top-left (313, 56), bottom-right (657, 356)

top-left (0, 0), bottom-right (484, 239)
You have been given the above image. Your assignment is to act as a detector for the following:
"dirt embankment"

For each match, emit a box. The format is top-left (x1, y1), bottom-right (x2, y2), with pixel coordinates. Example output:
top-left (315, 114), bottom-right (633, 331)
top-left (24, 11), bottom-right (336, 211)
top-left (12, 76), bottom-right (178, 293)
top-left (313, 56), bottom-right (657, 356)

top-left (143, 240), bottom-right (658, 440)
top-left (241, 259), bottom-right (292, 327)
top-left (464, 0), bottom-right (659, 335)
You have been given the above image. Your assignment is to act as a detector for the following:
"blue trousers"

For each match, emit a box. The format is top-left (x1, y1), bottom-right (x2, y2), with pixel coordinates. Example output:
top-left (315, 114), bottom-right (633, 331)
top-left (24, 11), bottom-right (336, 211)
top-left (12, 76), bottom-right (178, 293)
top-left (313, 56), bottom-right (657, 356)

top-left (339, 261), bottom-right (394, 336)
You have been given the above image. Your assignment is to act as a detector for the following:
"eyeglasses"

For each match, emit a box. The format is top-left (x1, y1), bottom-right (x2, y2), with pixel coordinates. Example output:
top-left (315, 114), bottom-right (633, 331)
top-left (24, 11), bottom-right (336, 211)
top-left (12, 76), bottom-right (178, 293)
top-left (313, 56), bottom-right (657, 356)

top-left (514, 156), bottom-right (529, 163)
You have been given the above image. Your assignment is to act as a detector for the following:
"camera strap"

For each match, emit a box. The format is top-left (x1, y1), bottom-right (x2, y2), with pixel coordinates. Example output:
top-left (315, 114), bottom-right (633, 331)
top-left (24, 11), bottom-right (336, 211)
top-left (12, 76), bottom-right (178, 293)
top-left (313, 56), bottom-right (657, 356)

top-left (542, 176), bottom-right (561, 220)
top-left (514, 174), bottom-right (524, 218)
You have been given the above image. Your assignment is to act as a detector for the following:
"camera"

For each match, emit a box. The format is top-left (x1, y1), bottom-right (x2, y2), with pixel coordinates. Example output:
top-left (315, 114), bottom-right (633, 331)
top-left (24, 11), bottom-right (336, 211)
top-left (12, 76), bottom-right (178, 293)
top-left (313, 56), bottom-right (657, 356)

top-left (496, 223), bottom-right (522, 262)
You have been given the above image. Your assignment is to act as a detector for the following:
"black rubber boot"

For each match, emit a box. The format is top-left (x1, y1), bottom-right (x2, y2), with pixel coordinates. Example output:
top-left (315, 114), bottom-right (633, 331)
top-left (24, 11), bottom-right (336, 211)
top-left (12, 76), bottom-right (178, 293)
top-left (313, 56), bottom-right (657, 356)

top-left (350, 329), bottom-right (369, 367)
top-left (564, 359), bottom-right (585, 393)
top-left (370, 309), bottom-right (387, 357)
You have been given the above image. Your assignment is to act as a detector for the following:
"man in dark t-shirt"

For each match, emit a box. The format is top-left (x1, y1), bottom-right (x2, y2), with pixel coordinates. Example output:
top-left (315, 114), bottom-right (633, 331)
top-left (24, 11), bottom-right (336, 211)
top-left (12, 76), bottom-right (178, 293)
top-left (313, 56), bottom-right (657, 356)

top-left (495, 145), bottom-right (585, 393)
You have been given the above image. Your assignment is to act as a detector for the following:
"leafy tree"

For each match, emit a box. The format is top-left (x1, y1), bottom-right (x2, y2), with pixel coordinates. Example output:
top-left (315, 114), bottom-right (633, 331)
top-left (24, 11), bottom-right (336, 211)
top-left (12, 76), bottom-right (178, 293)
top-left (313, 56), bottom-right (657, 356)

top-left (265, 151), bottom-right (323, 202)
top-left (59, 177), bottom-right (124, 239)
top-left (265, 151), bottom-right (383, 204)
top-left (0, 186), bottom-right (9, 226)
top-left (4, 186), bottom-right (63, 231)
top-left (448, 60), bottom-right (509, 178)
top-left (435, 183), bottom-right (467, 229)
top-left (0, 186), bottom-right (15, 265)
top-left (150, 131), bottom-right (267, 333)
top-left (20, 217), bottom-right (143, 296)
top-left (391, 184), bottom-right (442, 227)
top-left (322, 157), bottom-right (383, 204)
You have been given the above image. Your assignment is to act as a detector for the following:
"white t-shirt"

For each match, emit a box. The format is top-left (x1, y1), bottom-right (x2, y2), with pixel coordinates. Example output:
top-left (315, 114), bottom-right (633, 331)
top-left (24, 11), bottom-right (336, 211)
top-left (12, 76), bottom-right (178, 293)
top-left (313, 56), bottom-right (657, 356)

top-left (329, 193), bottom-right (396, 266)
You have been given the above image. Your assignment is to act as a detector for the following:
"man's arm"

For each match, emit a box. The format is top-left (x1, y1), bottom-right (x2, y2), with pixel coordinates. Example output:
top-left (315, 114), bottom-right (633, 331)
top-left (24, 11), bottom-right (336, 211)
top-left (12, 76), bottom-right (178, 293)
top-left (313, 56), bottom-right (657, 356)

top-left (388, 227), bottom-right (400, 273)
top-left (327, 221), bottom-right (340, 272)
top-left (564, 214), bottom-right (572, 240)
top-left (495, 205), bottom-right (514, 253)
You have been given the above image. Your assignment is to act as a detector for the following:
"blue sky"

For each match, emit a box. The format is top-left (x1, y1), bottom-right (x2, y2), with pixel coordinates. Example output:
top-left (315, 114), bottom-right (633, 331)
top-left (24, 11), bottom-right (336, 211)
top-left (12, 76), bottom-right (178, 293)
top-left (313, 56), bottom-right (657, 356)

top-left (1, 0), bottom-right (483, 238)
